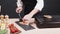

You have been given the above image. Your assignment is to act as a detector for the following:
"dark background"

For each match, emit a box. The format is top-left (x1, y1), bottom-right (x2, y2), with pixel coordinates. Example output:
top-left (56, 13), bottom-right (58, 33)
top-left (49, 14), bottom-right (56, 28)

top-left (0, 0), bottom-right (60, 18)
top-left (42, 0), bottom-right (60, 15)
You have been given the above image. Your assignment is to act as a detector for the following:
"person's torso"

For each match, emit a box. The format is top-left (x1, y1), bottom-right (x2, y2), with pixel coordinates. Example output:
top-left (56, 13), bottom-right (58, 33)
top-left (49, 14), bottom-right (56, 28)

top-left (21, 0), bottom-right (37, 14)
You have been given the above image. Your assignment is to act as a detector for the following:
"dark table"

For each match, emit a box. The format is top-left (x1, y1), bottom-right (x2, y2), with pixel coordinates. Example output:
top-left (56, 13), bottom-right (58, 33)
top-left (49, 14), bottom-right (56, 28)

top-left (35, 15), bottom-right (60, 28)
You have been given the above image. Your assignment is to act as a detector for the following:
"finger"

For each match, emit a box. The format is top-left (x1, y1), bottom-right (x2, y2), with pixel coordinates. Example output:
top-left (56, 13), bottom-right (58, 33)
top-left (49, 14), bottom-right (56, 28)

top-left (16, 9), bottom-right (21, 13)
top-left (16, 8), bottom-right (19, 13)
top-left (18, 9), bottom-right (22, 13)
top-left (22, 18), bottom-right (28, 21)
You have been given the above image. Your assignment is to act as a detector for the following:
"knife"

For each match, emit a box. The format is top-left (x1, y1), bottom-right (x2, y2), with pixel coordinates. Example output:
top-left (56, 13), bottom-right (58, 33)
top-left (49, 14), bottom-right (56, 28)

top-left (18, 13), bottom-right (22, 22)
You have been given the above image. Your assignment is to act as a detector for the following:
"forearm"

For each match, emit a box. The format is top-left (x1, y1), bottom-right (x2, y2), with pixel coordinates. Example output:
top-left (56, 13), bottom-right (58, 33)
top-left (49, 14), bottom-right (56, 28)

top-left (28, 0), bottom-right (44, 17)
top-left (29, 8), bottom-right (40, 17)
top-left (17, 0), bottom-right (23, 7)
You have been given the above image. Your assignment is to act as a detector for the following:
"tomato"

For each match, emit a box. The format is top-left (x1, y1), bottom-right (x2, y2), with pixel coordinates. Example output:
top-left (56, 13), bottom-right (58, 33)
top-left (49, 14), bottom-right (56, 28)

top-left (15, 27), bottom-right (19, 32)
top-left (11, 24), bottom-right (14, 26)
top-left (8, 23), bottom-right (21, 33)
top-left (9, 24), bottom-right (16, 33)
top-left (10, 27), bottom-right (15, 33)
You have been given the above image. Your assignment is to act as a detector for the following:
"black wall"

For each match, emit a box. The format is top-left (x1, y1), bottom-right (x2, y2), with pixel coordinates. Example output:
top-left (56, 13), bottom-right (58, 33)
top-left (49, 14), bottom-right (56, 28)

top-left (0, 0), bottom-right (1, 5)
top-left (42, 0), bottom-right (60, 15)
top-left (1, 0), bottom-right (18, 18)
top-left (1, 0), bottom-right (60, 18)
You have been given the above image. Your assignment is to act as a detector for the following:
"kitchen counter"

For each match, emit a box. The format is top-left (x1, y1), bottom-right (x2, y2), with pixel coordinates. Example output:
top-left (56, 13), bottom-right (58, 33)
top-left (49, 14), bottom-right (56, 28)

top-left (9, 18), bottom-right (60, 34)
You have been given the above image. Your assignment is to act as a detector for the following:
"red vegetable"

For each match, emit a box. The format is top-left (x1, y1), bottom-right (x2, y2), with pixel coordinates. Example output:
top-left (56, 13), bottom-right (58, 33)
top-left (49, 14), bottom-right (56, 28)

top-left (15, 27), bottom-right (19, 32)
top-left (10, 27), bottom-right (15, 33)
top-left (9, 23), bottom-right (20, 33)
top-left (8, 24), bottom-right (14, 28)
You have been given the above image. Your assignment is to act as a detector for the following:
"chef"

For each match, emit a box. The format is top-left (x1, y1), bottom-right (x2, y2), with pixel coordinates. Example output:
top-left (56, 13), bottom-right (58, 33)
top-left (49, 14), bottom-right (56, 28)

top-left (16, 0), bottom-right (44, 22)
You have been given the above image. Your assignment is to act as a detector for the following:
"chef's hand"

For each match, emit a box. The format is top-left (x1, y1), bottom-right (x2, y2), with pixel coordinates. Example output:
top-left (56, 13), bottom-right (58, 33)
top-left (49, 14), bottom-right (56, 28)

top-left (22, 14), bottom-right (35, 25)
top-left (22, 14), bottom-right (32, 25)
top-left (16, 6), bottom-right (23, 13)
top-left (22, 14), bottom-right (32, 21)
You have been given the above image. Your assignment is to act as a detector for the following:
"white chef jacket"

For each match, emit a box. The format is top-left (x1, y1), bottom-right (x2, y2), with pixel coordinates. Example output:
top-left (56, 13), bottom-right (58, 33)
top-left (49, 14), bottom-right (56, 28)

top-left (17, 0), bottom-right (44, 11)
